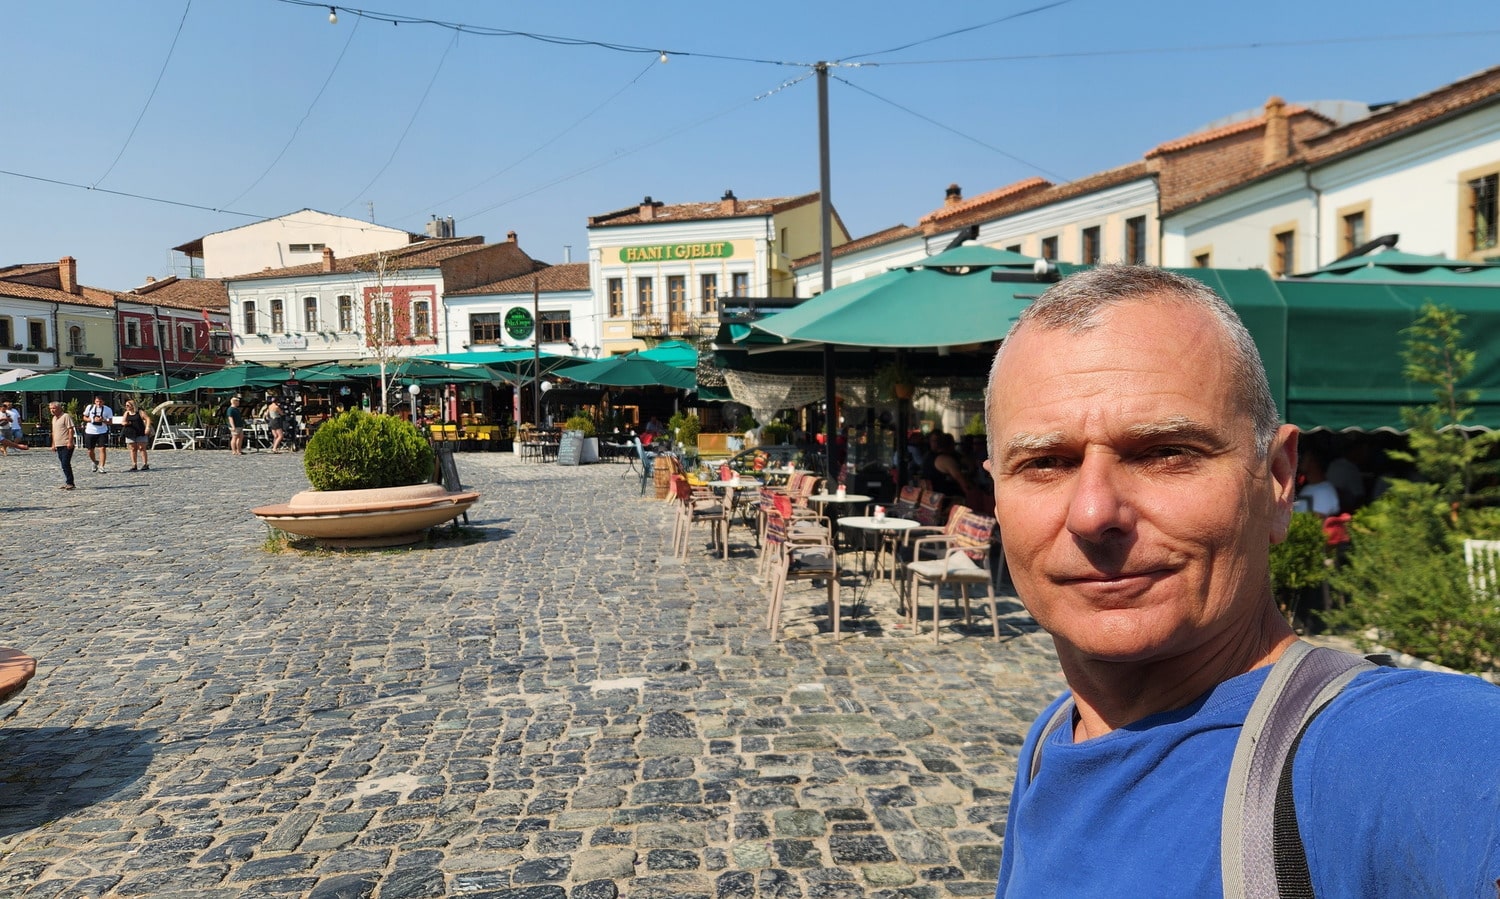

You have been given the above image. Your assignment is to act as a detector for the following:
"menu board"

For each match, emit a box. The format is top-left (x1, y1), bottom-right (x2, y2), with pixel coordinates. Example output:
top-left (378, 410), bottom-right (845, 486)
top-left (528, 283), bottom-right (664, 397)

top-left (557, 430), bottom-right (584, 466)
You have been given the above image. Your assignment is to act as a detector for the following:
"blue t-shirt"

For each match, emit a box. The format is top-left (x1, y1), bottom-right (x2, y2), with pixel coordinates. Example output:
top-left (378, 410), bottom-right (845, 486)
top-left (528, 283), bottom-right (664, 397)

top-left (995, 665), bottom-right (1500, 898)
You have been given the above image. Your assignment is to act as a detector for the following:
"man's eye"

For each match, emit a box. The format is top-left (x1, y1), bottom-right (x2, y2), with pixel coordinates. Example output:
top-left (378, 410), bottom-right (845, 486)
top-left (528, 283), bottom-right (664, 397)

top-left (1021, 456), bottom-right (1069, 471)
top-left (1141, 445), bottom-right (1195, 460)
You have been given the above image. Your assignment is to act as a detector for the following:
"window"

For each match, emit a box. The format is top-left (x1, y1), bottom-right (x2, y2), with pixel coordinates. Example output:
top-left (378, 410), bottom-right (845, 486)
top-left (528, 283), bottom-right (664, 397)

top-left (270, 298), bottom-right (285, 334)
top-left (412, 300), bottom-right (431, 338)
top-left (667, 275), bottom-right (687, 315)
top-left (470, 312), bottom-right (502, 344)
top-left (0, 318), bottom-right (9, 348)
top-left (540, 310), bottom-right (571, 343)
top-left (337, 295), bottom-right (353, 332)
top-left (288, 243), bottom-right (326, 253)
top-left (1005, 244), bottom-right (1022, 254)
top-left (1040, 236), bottom-right (1058, 261)
top-left (1125, 216), bottom-right (1147, 264)
top-left (28, 320), bottom-right (45, 350)
top-left (179, 324), bottom-right (196, 351)
top-left (731, 272), bottom-right (750, 297)
top-left (243, 301), bottom-right (258, 334)
top-left (1469, 173), bottom-right (1498, 254)
top-left (370, 293), bottom-right (394, 342)
top-left (1193, 250), bottom-right (1212, 268)
top-left (637, 277), bottom-right (655, 316)
top-left (607, 278), bottom-right (624, 318)
top-left (303, 296), bottom-right (318, 332)
top-left (700, 273), bottom-right (718, 313)
top-left (156, 321), bottom-right (170, 352)
top-left (1271, 228), bottom-right (1296, 277)
top-left (68, 326), bottom-right (85, 355)
top-left (1342, 210), bottom-right (1367, 254)
top-left (124, 320), bottom-right (141, 347)
top-left (1081, 226), bottom-right (1102, 264)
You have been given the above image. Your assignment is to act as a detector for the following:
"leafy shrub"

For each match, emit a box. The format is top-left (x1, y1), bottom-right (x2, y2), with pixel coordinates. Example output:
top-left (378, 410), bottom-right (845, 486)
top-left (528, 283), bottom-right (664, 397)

top-left (760, 420), bottom-right (793, 445)
top-left (563, 413), bottom-right (596, 437)
top-left (304, 410), bottom-right (434, 491)
top-left (962, 413), bottom-right (986, 437)
top-left (668, 411), bottom-right (701, 447)
top-left (1270, 512), bottom-right (1330, 593)
top-left (737, 412), bottom-right (758, 432)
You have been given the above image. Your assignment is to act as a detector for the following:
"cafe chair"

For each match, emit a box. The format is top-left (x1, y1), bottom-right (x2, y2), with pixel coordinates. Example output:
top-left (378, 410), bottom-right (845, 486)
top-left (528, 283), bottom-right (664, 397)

top-left (670, 474), bottom-right (728, 560)
top-left (904, 511), bottom-right (1003, 643)
top-left (765, 509), bottom-right (841, 641)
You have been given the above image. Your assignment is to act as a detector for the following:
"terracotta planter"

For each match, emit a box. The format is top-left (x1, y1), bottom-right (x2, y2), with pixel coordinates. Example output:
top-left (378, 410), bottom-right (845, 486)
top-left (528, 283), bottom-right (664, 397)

top-left (893, 383), bottom-right (915, 400)
top-left (252, 483), bottom-right (480, 548)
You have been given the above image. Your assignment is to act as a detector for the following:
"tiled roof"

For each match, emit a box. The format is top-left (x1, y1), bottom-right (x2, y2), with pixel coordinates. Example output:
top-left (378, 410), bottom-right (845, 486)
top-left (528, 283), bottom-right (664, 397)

top-left (792, 224), bottom-right (920, 269)
top-left (1306, 64), bottom-right (1500, 163)
top-left (224, 237), bottom-right (486, 281)
top-left (587, 191), bottom-right (822, 227)
top-left (917, 177), bottom-right (1051, 226)
top-left (446, 263), bottom-right (592, 296)
top-left (920, 163), bottom-right (1152, 235)
top-left (123, 276), bottom-right (229, 312)
top-left (1146, 104), bottom-right (1333, 157)
top-left (0, 264), bottom-right (118, 310)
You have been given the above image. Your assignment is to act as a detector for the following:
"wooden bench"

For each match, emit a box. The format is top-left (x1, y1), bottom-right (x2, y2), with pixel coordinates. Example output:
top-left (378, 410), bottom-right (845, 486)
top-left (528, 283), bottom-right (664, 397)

top-left (0, 647), bottom-right (37, 703)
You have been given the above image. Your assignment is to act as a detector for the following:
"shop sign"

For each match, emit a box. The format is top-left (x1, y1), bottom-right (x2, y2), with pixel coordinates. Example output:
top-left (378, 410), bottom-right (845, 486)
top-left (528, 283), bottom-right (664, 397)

top-left (274, 335), bottom-right (308, 350)
top-left (619, 242), bottom-right (734, 264)
top-left (504, 306), bottom-right (535, 340)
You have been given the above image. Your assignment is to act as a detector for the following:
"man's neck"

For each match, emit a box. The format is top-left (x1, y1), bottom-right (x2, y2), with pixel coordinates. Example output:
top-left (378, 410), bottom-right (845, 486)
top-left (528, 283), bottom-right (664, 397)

top-left (1060, 603), bottom-right (1296, 741)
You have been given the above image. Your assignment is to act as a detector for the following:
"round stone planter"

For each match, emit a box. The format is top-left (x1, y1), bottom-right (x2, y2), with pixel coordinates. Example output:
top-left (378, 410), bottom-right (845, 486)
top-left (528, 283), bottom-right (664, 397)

top-left (252, 483), bottom-right (480, 549)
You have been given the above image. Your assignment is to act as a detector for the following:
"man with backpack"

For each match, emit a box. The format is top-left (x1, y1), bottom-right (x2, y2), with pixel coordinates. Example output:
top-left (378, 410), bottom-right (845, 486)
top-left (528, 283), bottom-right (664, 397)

top-left (984, 266), bottom-right (1500, 897)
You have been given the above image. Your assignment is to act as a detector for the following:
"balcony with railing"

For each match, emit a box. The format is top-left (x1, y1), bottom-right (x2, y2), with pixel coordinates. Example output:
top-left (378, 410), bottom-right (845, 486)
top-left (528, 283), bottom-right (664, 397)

top-left (630, 313), bottom-right (715, 339)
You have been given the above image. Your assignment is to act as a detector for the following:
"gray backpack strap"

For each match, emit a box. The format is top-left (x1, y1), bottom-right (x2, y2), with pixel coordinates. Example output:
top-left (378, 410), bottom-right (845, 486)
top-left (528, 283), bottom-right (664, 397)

top-left (1221, 641), bottom-right (1377, 899)
top-left (1026, 697), bottom-right (1076, 781)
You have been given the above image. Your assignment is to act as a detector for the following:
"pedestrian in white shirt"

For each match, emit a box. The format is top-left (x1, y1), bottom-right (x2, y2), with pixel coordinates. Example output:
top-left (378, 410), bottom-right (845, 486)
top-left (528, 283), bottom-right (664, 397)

top-left (82, 394), bottom-right (113, 473)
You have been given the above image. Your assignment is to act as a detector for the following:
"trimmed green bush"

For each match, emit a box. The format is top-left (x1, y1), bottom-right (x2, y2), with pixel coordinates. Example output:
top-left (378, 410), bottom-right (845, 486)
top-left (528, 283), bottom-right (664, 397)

top-left (760, 420), bottom-right (793, 445)
top-left (304, 410), bottom-right (434, 491)
top-left (668, 411), bottom-right (701, 447)
top-left (563, 413), bottom-right (596, 437)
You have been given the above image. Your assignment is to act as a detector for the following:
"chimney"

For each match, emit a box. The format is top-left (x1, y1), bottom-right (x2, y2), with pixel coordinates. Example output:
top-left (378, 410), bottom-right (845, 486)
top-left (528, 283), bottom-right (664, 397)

top-left (1262, 96), bottom-right (1290, 166)
top-left (321, 247), bottom-right (335, 273)
top-left (945, 183), bottom-right (963, 206)
top-left (720, 189), bottom-right (739, 215)
top-left (59, 256), bottom-right (79, 295)
top-left (507, 230), bottom-right (518, 243)
top-left (639, 196), bottom-right (656, 221)
top-left (144, 276), bottom-right (156, 284)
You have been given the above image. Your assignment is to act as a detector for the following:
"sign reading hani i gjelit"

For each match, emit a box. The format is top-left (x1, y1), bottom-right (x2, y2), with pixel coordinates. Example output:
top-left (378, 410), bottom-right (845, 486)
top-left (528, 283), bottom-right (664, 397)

top-left (504, 307), bottom-right (534, 340)
top-left (619, 242), bottom-right (734, 263)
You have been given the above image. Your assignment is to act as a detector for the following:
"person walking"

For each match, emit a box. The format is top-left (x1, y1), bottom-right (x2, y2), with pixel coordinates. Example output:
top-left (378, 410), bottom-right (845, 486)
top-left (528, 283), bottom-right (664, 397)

top-left (267, 397), bottom-right (286, 453)
top-left (81, 394), bottom-right (113, 473)
top-left (120, 399), bottom-right (151, 471)
top-left (226, 396), bottom-right (246, 456)
top-left (48, 401), bottom-right (76, 490)
top-left (0, 401), bottom-right (26, 455)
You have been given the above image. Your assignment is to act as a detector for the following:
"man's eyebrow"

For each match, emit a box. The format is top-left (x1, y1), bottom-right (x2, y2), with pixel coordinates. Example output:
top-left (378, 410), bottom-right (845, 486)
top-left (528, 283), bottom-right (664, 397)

top-left (1001, 431), bottom-right (1065, 459)
top-left (1123, 416), bottom-right (1221, 444)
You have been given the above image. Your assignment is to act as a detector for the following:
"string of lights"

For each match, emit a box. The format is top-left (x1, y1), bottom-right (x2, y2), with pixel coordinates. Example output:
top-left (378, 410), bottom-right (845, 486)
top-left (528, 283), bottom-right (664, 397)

top-left (223, 13), bottom-right (363, 209)
top-left (830, 74), bottom-right (1069, 183)
top-left (95, 0), bottom-right (193, 188)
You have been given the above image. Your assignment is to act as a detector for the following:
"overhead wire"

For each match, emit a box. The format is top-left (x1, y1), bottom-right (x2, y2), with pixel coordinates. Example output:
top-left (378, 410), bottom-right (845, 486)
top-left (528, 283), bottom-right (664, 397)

top-left (94, 0), bottom-right (193, 188)
top-left (837, 0), bottom-right (1073, 62)
top-left (223, 13), bottom-right (363, 209)
top-left (337, 27), bottom-right (460, 214)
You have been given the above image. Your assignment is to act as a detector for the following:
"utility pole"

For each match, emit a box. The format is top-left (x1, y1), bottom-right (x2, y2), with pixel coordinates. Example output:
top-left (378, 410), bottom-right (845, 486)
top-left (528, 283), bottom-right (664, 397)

top-left (532, 275), bottom-right (542, 428)
top-left (816, 62), bottom-right (838, 483)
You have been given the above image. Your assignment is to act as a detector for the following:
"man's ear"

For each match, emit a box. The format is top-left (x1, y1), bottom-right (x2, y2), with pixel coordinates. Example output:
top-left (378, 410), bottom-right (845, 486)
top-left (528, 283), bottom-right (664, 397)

top-left (1268, 425), bottom-right (1300, 544)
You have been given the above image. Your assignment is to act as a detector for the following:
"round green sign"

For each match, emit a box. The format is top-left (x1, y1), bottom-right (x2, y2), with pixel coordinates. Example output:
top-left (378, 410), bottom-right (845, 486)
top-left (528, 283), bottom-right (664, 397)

top-left (504, 307), bottom-right (535, 341)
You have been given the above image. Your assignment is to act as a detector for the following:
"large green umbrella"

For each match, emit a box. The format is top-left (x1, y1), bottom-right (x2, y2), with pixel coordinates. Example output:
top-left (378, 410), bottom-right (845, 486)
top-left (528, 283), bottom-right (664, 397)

top-left (559, 352), bottom-right (697, 390)
top-left (115, 372), bottom-right (171, 392)
top-left (7, 369), bottom-right (124, 393)
top-left (636, 340), bottom-right (698, 369)
top-left (753, 249), bottom-right (1043, 348)
top-left (299, 360), bottom-right (493, 385)
top-left (167, 363), bottom-right (291, 393)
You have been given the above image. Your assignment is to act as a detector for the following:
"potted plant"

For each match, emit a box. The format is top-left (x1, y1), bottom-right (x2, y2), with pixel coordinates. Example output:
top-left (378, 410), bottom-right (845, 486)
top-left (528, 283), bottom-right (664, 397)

top-left (760, 419), bottom-right (793, 446)
top-left (564, 413), bottom-right (599, 464)
top-left (874, 360), bottom-right (916, 401)
top-left (252, 410), bottom-right (479, 548)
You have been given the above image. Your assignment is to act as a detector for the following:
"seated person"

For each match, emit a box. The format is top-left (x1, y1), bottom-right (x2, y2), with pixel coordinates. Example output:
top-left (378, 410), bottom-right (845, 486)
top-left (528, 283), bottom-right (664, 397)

top-left (1296, 450), bottom-right (1340, 518)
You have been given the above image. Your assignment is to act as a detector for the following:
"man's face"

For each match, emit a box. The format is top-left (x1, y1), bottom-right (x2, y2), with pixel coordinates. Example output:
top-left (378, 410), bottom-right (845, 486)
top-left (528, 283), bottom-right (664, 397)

top-left (985, 299), bottom-right (1297, 665)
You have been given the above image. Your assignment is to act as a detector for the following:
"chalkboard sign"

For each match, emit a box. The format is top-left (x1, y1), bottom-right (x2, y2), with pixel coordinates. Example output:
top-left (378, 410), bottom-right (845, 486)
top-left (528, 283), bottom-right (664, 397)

top-left (435, 446), bottom-right (462, 491)
top-left (557, 429), bottom-right (584, 466)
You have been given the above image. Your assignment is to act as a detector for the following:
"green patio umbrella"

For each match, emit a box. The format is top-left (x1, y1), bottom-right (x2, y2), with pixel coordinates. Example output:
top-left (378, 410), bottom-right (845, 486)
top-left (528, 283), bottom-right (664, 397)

top-left (115, 372), bottom-right (171, 392)
top-left (753, 251), bottom-right (1042, 348)
top-left (635, 340), bottom-right (698, 369)
top-left (300, 360), bottom-right (493, 384)
top-left (559, 352), bottom-right (697, 390)
top-left (1298, 250), bottom-right (1500, 284)
top-left (7, 369), bottom-right (124, 393)
top-left (167, 363), bottom-right (291, 393)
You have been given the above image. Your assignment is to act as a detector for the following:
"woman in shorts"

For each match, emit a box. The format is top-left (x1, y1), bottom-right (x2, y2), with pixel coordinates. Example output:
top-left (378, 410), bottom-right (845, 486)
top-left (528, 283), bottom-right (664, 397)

top-left (267, 398), bottom-right (286, 453)
top-left (121, 399), bottom-right (152, 471)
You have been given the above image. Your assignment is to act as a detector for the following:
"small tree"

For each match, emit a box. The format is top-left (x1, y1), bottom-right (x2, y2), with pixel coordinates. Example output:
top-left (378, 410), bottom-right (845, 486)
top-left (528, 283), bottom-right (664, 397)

top-left (359, 251), bottom-right (414, 415)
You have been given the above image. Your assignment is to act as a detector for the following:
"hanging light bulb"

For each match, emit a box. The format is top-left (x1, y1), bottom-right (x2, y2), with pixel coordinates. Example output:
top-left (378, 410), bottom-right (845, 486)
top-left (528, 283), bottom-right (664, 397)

top-left (328, 6), bottom-right (338, 24)
top-left (658, 51), bottom-right (669, 64)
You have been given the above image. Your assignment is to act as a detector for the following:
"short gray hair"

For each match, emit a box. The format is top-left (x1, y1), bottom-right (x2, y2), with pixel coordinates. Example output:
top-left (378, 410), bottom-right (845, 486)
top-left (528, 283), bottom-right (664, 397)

top-left (987, 265), bottom-right (1280, 456)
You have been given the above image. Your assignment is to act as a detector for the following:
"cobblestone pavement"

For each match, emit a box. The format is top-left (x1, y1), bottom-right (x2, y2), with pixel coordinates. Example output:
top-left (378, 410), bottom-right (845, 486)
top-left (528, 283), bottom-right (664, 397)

top-left (0, 447), bottom-right (1066, 899)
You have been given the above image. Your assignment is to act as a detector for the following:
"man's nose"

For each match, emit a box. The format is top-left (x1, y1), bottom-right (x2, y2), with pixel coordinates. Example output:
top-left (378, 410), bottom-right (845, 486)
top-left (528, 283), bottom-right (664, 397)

top-left (1065, 453), bottom-right (1134, 543)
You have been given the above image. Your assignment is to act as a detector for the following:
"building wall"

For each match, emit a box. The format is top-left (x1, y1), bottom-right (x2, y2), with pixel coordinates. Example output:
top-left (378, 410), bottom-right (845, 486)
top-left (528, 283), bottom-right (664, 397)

top-left (227, 269), bottom-right (446, 365)
top-left (791, 233), bottom-right (929, 296)
top-left (1161, 171), bottom-right (1312, 271)
top-left (1311, 106), bottom-right (1500, 264)
top-left (202, 211), bottom-right (413, 279)
top-left (0, 299), bottom-right (59, 373)
top-left (56, 304), bottom-right (115, 373)
top-left (964, 179), bottom-right (1159, 265)
top-left (116, 304), bottom-right (225, 374)
top-left (445, 290), bottom-right (597, 357)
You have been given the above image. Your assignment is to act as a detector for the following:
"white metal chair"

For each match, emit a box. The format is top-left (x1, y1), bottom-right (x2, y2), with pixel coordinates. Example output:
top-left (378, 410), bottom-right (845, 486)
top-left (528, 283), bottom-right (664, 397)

top-left (1463, 539), bottom-right (1500, 600)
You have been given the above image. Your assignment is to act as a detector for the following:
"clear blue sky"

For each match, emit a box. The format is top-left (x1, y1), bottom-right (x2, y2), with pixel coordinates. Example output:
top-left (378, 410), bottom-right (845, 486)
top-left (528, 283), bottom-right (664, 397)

top-left (3, 0), bottom-right (1496, 290)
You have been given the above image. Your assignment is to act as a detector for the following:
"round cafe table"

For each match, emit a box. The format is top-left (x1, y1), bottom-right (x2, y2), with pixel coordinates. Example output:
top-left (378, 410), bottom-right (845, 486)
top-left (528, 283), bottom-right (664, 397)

top-left (838, 516), bottom-right (919, 583)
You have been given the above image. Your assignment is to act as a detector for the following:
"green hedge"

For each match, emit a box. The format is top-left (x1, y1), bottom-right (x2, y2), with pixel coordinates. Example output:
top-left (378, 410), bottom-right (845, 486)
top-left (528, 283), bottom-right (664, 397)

top-left (304, 410), bottom-right (434, 491)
